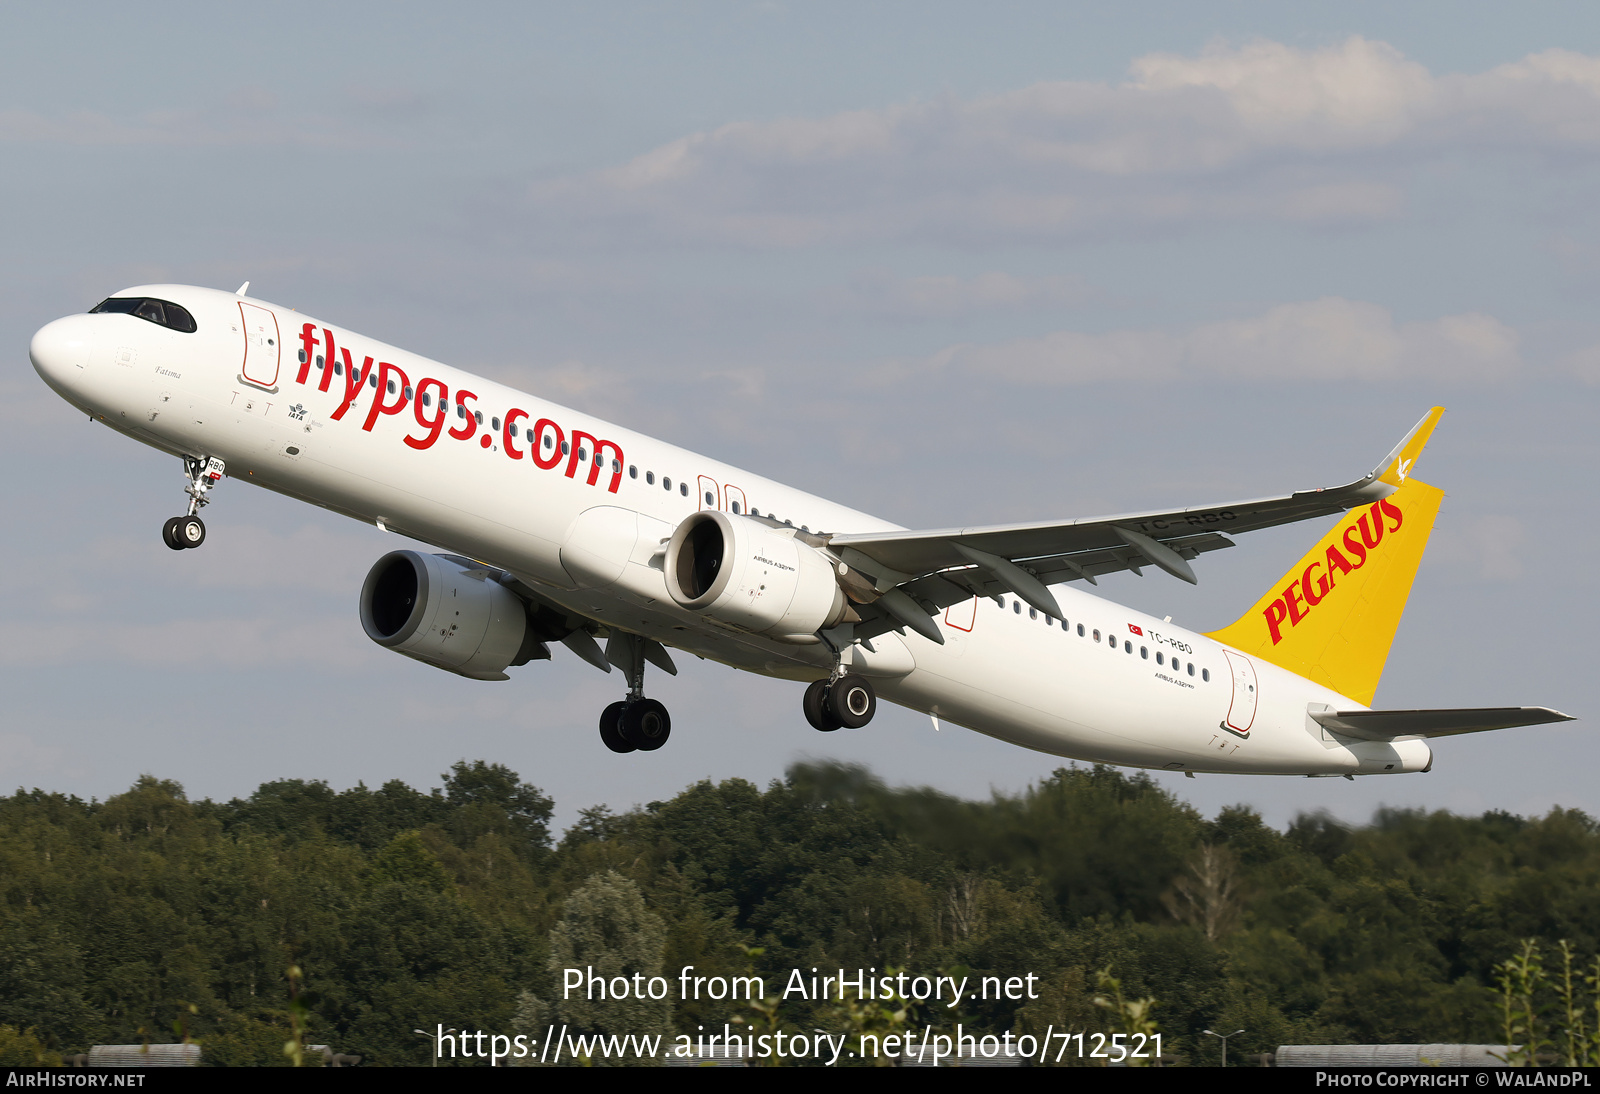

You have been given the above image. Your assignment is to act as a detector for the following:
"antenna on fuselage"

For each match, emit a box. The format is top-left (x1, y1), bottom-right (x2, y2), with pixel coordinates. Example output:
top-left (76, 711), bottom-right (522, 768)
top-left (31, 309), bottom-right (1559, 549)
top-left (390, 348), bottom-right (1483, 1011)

top-left (235, 281), bottom-right (250, 296)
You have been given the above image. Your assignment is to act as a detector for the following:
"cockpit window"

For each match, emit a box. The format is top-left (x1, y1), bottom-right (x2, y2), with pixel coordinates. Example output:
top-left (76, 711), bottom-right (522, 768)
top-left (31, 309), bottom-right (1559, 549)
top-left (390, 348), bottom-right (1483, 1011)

top-left (90, 297), bottom-right (197, 334)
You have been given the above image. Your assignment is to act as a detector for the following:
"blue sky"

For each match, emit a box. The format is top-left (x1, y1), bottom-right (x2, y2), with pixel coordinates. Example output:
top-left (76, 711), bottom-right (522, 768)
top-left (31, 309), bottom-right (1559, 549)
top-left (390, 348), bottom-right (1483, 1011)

top-left (4, 2), bottom-right (1597, 832)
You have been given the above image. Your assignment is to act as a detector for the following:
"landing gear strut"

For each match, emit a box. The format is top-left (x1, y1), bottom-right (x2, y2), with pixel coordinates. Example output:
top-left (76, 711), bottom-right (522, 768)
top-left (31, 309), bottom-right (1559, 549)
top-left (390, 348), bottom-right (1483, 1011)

top-left (163, 456), bottom-right (224, 551)
top-left (597, 631), bottom-right (673, 753)
top-left (803, 627), bottom-right (877, 731)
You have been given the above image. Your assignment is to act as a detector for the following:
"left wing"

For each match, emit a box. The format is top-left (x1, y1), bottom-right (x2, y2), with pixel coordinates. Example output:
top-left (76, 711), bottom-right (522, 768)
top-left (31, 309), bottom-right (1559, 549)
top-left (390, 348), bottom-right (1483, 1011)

top-left (826, 408), bottom-right (1443, 644)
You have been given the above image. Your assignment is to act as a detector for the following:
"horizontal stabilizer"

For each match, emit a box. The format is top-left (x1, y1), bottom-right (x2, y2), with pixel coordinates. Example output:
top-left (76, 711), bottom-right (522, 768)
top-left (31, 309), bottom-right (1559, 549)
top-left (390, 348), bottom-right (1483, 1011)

top-left (1311, 706), bottom-right (1574, 742)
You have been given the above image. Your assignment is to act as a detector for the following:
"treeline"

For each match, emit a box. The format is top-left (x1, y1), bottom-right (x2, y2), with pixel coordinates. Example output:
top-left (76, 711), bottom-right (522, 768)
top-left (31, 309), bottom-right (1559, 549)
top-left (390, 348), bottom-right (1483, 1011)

top-left (0, 760), bottom-right (1596, 1065)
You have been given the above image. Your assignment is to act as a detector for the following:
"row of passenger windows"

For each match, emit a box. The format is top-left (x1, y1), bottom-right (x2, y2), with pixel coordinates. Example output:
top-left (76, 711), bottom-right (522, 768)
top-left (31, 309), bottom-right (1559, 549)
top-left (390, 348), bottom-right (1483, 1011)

top-left (995, 597), bottom-right (1210, 681)
top-left (297, 353), bottom-right (821, 523)
top-left (90, 297), bottom-right (198, 334)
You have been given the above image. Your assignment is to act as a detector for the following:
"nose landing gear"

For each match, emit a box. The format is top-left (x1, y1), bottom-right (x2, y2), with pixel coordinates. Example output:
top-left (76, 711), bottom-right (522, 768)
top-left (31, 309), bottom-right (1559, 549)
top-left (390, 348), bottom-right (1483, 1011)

top-left (163, 456), bottom-right (224, 551)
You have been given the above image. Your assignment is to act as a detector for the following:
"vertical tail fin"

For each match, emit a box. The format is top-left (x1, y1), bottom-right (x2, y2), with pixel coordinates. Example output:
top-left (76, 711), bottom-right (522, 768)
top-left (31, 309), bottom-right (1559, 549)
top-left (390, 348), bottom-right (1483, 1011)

top-left (1206, 410), bottom-right (1446, 706)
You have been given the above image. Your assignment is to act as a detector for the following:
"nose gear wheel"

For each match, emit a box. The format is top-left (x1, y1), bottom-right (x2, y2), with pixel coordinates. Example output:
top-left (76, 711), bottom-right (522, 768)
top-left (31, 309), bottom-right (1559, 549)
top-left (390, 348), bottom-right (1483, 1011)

top-left (162, 455), bottom-right (224, 550)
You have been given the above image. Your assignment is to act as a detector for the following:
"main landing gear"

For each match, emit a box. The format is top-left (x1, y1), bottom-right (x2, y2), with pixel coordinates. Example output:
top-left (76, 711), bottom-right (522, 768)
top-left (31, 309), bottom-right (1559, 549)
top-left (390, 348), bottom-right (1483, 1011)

top-left (163, 456), bottom-right (225, 551)
top-left (803, 626), bottom-right (878, 732)
top-left (803, 673), bottom-right (877, 731)
top-left (598, 631), bottom-right (672, 754)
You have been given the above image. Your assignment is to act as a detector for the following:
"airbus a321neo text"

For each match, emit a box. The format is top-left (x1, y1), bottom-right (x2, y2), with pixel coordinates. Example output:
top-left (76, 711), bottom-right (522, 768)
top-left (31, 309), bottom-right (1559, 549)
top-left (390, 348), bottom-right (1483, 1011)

top-left (30, 284), bottom-right (1572, 771)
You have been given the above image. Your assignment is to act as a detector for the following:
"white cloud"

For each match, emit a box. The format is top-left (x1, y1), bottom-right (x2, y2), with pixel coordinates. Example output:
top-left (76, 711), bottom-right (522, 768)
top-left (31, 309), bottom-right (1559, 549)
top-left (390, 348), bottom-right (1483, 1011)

top-left (1561, 342), bottom-right (1600, 385)
top-left (1429, 515), bottom-right (1529, 582)
top-left (522, 38), bottom-right (1600, 246)
top-left (0, 101), bottom-right (389, 149)
top-left (933, 297), bottom-right (1522, 385)
top-left (842, 270), bottom-right (1103, 319)
top-left (0, 616), bottom-right (369, 669)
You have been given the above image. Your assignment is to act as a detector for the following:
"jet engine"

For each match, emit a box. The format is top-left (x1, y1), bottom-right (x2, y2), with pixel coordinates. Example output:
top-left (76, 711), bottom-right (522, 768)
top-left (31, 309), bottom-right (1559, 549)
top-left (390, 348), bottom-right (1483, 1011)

top-left (663, 511), bottom-right (848, 641)
top-left (359, 550), bottom-right (550, 680)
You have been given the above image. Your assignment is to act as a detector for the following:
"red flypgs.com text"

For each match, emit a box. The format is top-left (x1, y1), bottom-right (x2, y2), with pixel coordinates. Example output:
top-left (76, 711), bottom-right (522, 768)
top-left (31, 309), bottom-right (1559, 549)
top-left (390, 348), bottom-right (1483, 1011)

top-left (295, 325), bottom-right (623, 493)
top-left (1262, 499), bottom-right (1404, 645)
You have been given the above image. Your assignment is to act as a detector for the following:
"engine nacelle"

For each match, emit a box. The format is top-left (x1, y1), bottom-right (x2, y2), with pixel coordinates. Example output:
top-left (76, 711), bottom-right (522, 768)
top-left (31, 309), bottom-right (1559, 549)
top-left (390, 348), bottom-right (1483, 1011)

top-left (359, 550), bottom-right (545, 680)
top-left (664, 511), bottom-right (847, 641)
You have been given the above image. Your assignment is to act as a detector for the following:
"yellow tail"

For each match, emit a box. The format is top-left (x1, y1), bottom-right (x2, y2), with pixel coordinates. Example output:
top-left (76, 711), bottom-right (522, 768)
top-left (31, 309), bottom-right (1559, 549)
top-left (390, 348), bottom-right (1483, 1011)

top-left (1206, 411), bottom-right (1445, 706)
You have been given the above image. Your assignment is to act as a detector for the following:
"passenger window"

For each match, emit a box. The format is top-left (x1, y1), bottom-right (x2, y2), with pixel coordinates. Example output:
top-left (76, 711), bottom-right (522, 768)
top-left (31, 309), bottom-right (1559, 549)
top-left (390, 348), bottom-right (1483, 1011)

top-left (1028, 608), bottom-right (1037, 620)
top-left (611, 459), bottom-right (620, 472)
top-left (298, 349), bottom-right (306, 363)
top-left (646, 471), bottom-right (655, 485)
top-left (1061, 619), bottom-right (1069, 631)
top-left (1157, 652), bottom-right (1164, 665)
top-left (664, 477), bottom-right (672, 490)
top-left (705, 491), bottom-right (715, 506)
top-left (681, 483), bottom-right (689, 496)
top-left (731, 501), bottom-right (740, 514)
top-left (389, 379), bottom-right (399, 395)
top-left (456, 404), bottom-right (465, 419)
top-left (403, 385), bottom-right (413, 399)
top-left (475, 410), bottom-right (484, 425)
top-left (1014, 602), bottom-right (1022, 615)
top-left (1202, 668), bottom-right (1210, 682)
top-left (369, 373), bottom-right (378, 389)
top-left (562, 441), bottom-right (570, 455)
top-left (1077, 624), bottom-right (1084, 636)
top-left (316, 355), bottom-right (324, 369)
top-left (629, 466), bottom-right (638, 479)
top-left (1141, 647), bottom-right (1148, 659)
top-left (1187, 663), bottom-right (1195, 676)
top-left (544, 434), bottom-right (554, 449)
top-left (1125, 641), bottom-right (1132, 653)
top-left (335, 361), bottom-right (343, 375)
top-left (1093, 629), bottom-right (1100, 642)
top-left (422, 391), bottom-right (432, 407)
top-left (491, 416), bottom-right (501, 431)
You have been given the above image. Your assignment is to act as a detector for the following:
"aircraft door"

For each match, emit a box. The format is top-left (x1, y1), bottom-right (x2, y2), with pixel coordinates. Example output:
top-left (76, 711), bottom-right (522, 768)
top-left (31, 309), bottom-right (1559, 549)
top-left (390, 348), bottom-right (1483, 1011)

top-left (238, 302), bottom-right (281, 389)
top-left (944, 598), bottom-right (975, 632)
top-left (697, 475), bottom-right (719, 512)
top-left (723, 484), bottom-right (747, 515)
top-left (1221, 650), bottom-right (1258, 735)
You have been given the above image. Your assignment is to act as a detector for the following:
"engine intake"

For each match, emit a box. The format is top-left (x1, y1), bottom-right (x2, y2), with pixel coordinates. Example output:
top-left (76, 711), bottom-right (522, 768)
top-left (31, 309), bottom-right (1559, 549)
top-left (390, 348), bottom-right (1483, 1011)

top-left (359, 551), bottom-right (547, 680)
top-left (664, 511), bottom-right (847, 641)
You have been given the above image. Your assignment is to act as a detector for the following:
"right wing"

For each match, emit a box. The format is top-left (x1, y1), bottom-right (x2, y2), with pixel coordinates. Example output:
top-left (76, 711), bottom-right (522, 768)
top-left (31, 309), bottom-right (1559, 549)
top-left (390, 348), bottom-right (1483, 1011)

top-left (823, 408), bottom-right (1444, 645)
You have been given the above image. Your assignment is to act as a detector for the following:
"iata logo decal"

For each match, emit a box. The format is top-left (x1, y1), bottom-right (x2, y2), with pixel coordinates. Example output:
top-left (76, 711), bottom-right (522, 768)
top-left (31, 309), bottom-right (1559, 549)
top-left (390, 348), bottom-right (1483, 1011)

top-left (294, 324), bottom-right (623, 493)
top-left (1263, 498), bottom-right (1403, 645)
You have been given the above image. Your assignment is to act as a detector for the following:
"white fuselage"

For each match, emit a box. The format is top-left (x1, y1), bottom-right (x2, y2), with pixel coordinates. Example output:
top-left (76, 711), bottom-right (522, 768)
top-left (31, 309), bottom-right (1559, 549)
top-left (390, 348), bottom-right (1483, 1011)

top-left (30, 285), bottom-right (1431, 777)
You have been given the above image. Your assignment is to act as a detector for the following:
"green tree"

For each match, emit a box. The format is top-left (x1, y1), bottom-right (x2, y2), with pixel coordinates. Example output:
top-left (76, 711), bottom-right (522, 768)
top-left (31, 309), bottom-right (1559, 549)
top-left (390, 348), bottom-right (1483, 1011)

top-left (534, 871), bottom-right (671, 1065)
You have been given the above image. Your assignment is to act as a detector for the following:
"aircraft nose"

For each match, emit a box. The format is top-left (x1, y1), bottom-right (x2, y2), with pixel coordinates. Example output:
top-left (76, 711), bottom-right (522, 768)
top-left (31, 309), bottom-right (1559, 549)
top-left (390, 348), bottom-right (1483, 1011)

top-left (30, 314), bottom-right (95, 391)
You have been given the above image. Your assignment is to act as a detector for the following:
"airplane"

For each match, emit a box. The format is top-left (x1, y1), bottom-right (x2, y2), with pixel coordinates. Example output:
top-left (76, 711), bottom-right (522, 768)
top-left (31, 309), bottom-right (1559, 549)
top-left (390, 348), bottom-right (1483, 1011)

top-left (29, 284), bottom-right (1572, 774)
